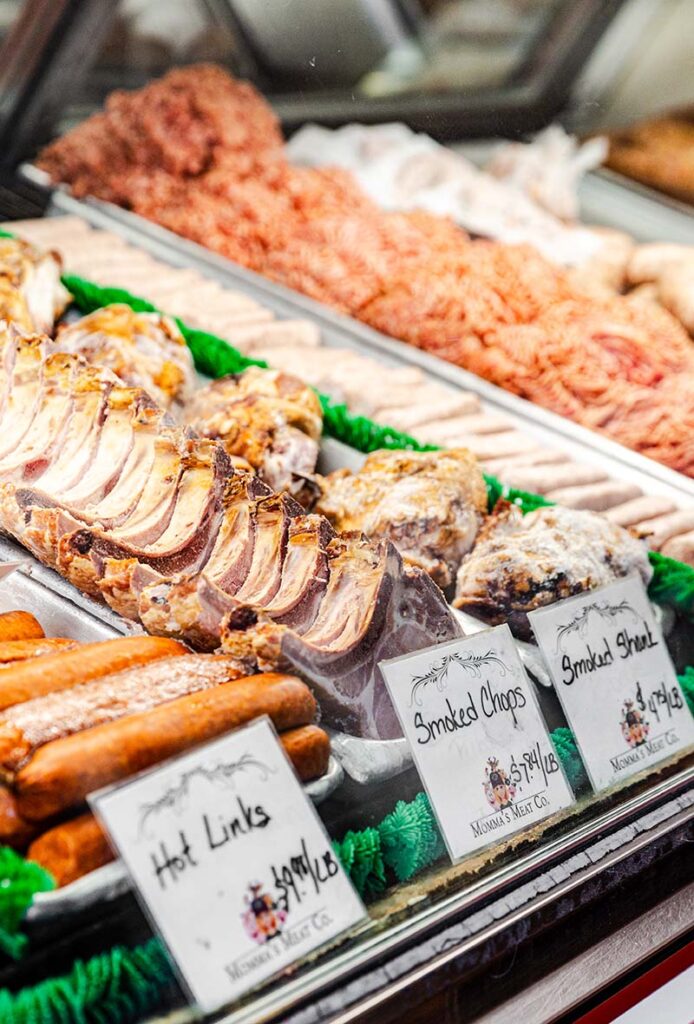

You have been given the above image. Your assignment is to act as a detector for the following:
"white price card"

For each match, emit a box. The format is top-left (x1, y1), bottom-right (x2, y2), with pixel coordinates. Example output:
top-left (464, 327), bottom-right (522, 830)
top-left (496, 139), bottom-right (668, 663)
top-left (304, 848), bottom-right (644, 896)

top-left (89, 717), bottom-right (366, 1014)
top-left (380, 624), bottom-right (574, 862)
top-left (529, 576), bottom-right (694, 792)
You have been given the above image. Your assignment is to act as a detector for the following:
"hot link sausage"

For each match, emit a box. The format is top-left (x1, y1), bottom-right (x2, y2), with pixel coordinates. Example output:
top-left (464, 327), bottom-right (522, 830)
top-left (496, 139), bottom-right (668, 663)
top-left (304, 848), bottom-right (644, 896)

top-left (27, 724), bottom-right (329, 886)
top-left (0, 611), bottom-right (44, 642)
top-left (0, 638), bottom-right (78, 664)
top-left (0, 785), bottom-right (39, 850)
top-left (0, 654), bottom-right (247, 773)
top-left (16, 673), bottom-right (318, 821)
top-left (28, 813), bottom-right (114, 886)
top-left (0, 636), bottom-right (188, 711)
top-left (280, 724), bottom-right (331, 782)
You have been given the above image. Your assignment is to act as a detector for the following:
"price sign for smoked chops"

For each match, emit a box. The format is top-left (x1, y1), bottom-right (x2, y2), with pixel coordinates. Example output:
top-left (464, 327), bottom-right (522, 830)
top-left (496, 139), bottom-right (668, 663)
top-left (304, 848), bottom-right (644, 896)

top-left (529, 576), bottom-right (694, 793)
top-left (90, 718), bottom-right (366, 1014)
top-left (380, 624), bottom-right (574, 862)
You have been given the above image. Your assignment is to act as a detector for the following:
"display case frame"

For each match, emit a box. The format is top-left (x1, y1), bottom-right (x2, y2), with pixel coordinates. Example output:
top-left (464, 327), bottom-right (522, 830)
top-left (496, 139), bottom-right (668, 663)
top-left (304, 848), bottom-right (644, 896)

top-left (0, 0), bottom-right (628, 164)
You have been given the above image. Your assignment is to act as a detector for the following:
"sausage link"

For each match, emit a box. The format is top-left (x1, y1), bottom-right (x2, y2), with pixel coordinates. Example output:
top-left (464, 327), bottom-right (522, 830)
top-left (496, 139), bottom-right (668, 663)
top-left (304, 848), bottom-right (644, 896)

top-left (0, 638), bottom-right (79, 664)
top-left (0, 785), bottom-right (39, 850)
top-left (16, 673), bottom-right (317, 821)
top-left (28, 813), bottom-right (114, 887)
top-left (0, 636), bottom-right (188, 711)
top-left (0, 611), bottom-right (44, 642)
top-left (0, 654), bottom-right (246, 773)
top-left (27, 724), bottom-right (330, 885)
top-left (281, 725), bottom-right (331, 782)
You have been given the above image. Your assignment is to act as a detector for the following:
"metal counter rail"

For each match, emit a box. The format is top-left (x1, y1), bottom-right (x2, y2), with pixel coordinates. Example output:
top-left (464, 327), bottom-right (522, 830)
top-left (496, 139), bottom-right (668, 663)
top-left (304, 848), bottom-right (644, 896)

top-left (205, 766), bottom-right (694, 1024)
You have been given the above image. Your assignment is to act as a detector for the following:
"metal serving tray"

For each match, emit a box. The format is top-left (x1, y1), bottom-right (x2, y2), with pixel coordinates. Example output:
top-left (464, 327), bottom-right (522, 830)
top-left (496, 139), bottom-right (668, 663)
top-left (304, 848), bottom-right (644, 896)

top-left (29, 177), bottom-right (694, 512)
top-left (24, 749), bottom-right (345, 924)
top-left (0, 536), bottom-right (137, 639)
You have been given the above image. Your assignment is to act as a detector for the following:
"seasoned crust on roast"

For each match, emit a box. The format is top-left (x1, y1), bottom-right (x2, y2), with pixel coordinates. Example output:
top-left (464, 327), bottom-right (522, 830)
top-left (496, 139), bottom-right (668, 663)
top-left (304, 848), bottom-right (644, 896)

top-left (454, 501), bottom-right (652, 639)
top-left (316, 447), bottom-right (487, 589)
top-left (184, 366), bottom-right (322, 504)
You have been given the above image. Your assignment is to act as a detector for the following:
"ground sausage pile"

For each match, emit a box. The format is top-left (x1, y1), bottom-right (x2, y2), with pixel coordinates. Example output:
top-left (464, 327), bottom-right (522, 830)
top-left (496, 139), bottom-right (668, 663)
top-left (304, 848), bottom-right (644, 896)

top-left (38, 64), bottom-right (694, 477)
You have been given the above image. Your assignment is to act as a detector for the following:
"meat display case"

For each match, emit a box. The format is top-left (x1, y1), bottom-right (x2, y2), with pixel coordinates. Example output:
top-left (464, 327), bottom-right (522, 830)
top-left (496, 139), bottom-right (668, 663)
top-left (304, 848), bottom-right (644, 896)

top-left (34, 182), bottom-right (694, 516)
top-left (0, 4), bottom-right (692, 1024)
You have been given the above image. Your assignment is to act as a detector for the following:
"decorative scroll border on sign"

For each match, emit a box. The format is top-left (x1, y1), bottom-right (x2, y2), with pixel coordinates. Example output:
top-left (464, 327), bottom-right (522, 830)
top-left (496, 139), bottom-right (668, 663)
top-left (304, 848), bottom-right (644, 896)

top-left (138, 756), bottom-right (273, 835)
top-left (410, 651), bottom-right (508, 706)
top-left (554, 600), bottom-right (638, 653)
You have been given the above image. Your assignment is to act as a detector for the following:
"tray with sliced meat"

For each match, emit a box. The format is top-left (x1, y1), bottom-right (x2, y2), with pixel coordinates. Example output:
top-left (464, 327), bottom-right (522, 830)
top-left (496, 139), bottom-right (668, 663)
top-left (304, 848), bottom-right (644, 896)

top-left (0, 223), bottom-right (690, 662)
top-left (7, 206), bottom-right (694, 586)
top-left (17, 63), bottom-right (694, 492)
top-left (0, 568), bottom-right (344, 923)
top-left (19, 193), bottom-right (694, 525)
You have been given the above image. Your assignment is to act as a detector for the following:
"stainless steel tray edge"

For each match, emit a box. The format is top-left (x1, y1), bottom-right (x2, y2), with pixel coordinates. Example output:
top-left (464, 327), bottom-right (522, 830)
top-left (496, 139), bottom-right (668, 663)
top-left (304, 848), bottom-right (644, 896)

top-left (38, 183), bottom-right (694, 508)
top-left (326, 791), bottom-right (694, 1024)
top-left (580, 168), bottom-right (694, 244)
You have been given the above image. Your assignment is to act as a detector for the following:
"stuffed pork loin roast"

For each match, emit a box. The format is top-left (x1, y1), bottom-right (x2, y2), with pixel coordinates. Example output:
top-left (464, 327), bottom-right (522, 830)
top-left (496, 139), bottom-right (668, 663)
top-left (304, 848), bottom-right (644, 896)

top-left (0, 236), bottom-right (70, 335)
top-left (53, 304), bottom-right (195, 413)
top-left (316, 448), bottom-right (487, 589)
top-left (454, 501), bottom-right (653, 639)
top-left (184, 367), bottom-right (322, 504)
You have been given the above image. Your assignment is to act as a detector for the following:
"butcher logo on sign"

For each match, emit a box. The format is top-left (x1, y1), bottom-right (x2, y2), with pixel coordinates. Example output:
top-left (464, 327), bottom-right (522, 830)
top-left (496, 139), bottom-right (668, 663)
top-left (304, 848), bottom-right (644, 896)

top-left (242, 882), bottom-right (287, 944)
top-left (621, 700), bottom-right (649, 749)
top-left (483, 757), bottom-right (516, 811)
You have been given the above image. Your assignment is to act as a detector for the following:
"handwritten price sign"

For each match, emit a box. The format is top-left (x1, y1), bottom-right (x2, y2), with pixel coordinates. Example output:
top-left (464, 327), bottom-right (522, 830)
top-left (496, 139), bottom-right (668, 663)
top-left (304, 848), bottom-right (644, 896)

top-left (529, 576), bottom-right (694, 792)
top-left (380, 624), bottom-right (574, 862)
top-left (90, 718), bottom-right (365, 1013)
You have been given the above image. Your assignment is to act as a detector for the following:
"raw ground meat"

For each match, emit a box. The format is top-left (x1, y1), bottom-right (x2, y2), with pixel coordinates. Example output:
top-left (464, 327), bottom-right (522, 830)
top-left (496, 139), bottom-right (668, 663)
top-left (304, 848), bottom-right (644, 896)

top-left (37, 64), bottom-right (694, 477)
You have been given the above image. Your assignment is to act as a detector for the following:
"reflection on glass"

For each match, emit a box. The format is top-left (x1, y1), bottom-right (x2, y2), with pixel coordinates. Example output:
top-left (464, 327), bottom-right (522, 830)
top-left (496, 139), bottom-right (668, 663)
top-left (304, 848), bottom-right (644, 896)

top-left (0, 0), bottom-right (21, 42)
top-left (77, 0), bottom-right (567, 109)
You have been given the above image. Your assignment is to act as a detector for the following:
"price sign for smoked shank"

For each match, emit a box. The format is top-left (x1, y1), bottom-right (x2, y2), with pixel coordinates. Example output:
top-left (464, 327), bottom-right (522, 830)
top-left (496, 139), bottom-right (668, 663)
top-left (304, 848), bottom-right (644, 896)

top-left (529, 576), bottom-right (694, 792)
top-left (90, 718), bottom-right (366, 1013)
top-left (380, 624), bottom-right (574, 862)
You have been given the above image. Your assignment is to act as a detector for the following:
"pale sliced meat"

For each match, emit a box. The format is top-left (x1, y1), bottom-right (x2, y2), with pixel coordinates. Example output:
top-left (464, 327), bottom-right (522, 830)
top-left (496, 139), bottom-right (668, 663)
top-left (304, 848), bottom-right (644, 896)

top-left (261, 515), bottom-right (333, 630)
top-left (223, 321), bottom-right (321, 350)
top-left (494, 462), bottom-right (608, 495)
top-left (119, 440), bottom-right (228, 567)
top-left (460, 431), bottom-right (543, 462)
top-left (29, 375), bottom-right (111, 492)
top-left (298, 537), bottom-right (391, 652)
top-left (0, 336), bottom-right (46, 459)
top-left (605, 495), bottom-right (677, 527)
top-left (233, 493), bottom-right (302, 607)
top-left (199, 474), bottom-right (268, 593)
top-left (105, 432), bottom-right (186, 547)
top-left (0, 354), bottom-right (76, 479)
top-left (430, 411), bottom-right (511, 436)
top-left (660, 530), bottom-right (694, 564)
top-left (54, 388), bottom-right (150, 508)
top-left (546, 480), bottom-right (642, 511)
top-left (136, 474), bottom-right (269, 646)
top-left (638, 510), bottom-right (694, 550)
top-left (381, 393), bottom-right (481, 431)
top-left (78, 406), bottom-right (165, 528)
top-left (482, 450), bottom-right (569, 474)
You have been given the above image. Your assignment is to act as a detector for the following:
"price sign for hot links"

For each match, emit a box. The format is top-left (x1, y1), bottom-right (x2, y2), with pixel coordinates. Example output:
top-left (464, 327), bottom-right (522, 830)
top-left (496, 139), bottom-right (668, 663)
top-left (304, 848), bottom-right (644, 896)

top-left (529, 575), bottom-right (694, 792)
top-left (380, 624), bottom-right (574, 862)
top-left (90, 717), bottom-right (366, 1013)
